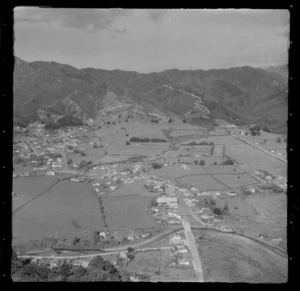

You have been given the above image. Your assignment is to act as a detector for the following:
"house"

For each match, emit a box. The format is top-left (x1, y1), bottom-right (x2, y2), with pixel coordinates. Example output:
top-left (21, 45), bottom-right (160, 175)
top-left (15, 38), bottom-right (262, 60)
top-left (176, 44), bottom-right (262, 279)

top-left (99, 232), bottom-right (107, 239)
top-left (157, 197), bottom-right (177, 204)
top-left (50, 259), bottom-right (59, 268)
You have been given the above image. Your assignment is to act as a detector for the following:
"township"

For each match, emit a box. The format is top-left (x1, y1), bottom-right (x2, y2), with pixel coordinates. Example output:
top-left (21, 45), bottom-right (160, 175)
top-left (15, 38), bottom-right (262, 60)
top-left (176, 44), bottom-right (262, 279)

top-left (12, 116), bottom-right (287, 282)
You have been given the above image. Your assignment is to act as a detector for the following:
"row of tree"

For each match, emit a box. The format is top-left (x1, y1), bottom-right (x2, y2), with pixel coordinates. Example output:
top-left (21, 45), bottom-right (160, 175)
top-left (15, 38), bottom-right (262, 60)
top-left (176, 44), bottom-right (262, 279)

top-left (129, 137), bottom-right (168, 143)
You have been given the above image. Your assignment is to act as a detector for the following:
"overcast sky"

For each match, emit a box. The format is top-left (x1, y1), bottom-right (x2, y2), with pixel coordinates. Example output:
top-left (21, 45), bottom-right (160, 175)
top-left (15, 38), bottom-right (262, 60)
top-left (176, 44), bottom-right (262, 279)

top-left (14, 8), bottom-right (289, 73)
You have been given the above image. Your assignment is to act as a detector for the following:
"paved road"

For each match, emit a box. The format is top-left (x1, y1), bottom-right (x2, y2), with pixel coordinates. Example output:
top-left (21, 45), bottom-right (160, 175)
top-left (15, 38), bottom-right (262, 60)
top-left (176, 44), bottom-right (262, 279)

top-left (231, 134), bottom-right (287, 163)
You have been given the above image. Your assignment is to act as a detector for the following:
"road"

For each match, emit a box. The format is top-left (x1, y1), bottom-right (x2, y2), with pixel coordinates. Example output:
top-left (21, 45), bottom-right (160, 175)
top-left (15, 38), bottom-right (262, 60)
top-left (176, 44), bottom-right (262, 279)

top-left (231, 134), bottom-right (287, 163)
top-left (25, 139), bottom-right (40, 156)
top-left (18, 246), bottom-right (174, 260)
top-left (176, 191), bottom-right (204, 282)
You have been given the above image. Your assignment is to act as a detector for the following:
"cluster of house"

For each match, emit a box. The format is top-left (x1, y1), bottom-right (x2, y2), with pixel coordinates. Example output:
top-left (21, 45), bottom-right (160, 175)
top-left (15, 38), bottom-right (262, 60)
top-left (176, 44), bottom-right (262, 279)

top-left (86, 163), bottom-right (147, 195)
top-left (153, 196), bottom-right (182, 225)
top-left (31, 257), bottom-right (89, 269)
top-left (168, 233), bottom-right (191, 267)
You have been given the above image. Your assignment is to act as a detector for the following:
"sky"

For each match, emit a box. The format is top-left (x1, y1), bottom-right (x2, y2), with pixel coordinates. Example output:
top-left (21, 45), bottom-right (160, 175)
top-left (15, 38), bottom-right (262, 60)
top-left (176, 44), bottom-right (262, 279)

top-left (14, 8), bottom-right (290, 73)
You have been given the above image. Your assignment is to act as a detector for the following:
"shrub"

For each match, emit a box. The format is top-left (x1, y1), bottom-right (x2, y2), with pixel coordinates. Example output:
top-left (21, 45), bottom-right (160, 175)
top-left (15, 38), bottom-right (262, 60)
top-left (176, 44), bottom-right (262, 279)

top-left (125, 141), bottom-right (130, 145)
top-left (262, 126), bottom-right (270, 132)
top-left (199, 160), bottom-right (205, 165)
top-left (152, 163), bottom-right (163, 169)
top-left (222, 158), bottom-right (234, 165)
top-left (212, 207), bottom-right (222, 215)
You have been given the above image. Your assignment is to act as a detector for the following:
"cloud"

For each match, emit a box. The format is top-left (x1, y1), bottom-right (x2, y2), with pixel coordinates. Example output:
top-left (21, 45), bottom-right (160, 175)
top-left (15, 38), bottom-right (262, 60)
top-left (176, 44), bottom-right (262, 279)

top-left (147, 9), bottom-right (167, 25)
top-left (14, 7), bottom-right (130, 33)
top-left (275, 25), bottom-right (290, 39)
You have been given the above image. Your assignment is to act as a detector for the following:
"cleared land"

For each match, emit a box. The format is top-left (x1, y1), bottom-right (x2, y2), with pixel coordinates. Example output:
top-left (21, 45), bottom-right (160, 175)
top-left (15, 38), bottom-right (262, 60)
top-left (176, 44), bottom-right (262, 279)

top-left (13, 176), bottom-right (58, 211)
top-left (150, 165), bottom-right (207, 179)
top-left (109, 180), bottom-right (158, 197)
top-left (194, 230), bottom-right (287, 283)
top-left (13, 179), bottom-right (105, 244)
top-left (215, 192), bottom-right (287, 249)
top-left (177, 175), bottom-right (229, 191)
top-left (202, 165), bottom-right (244, 174)
top-left (102, 196), bottom-right (158, 230)
top-left (212, 173), bottom-right (259, 189)
top-left (225, 143), bottom-right (287, 177)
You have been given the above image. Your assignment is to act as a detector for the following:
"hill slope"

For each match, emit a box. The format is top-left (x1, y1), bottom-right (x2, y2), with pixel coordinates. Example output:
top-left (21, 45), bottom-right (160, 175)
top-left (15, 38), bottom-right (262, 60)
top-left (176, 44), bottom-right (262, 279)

top-left (13, 57), bottom-right (288, 133)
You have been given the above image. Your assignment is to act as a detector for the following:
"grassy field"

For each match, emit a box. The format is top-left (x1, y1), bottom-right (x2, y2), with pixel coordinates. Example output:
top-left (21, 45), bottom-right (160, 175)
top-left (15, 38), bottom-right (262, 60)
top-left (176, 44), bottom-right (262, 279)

top-left (194, 230), bottom-right (287, 283)
top-left (150, 165), bottom-right (207, 179)
top-left (177, 175), bottom-right (229, 191)
top-left (215, 192), bottom-right (287, 249)
top-left (108, 142), bottom-right (169, 156)
top-left (102, 196), bottom-right (157, 230)
top-left (13, 176), bottom-right (59, 211)
top-left (13, 179), bottom-right (105, 244)
top-left (202, 165), bottom-right (244, 174)
top-left (225, 143), bottom-right (287, 177)
top-left (109, 180), bottom-right (158, 198)
top-left (212, 173), bottom-right (259, 189)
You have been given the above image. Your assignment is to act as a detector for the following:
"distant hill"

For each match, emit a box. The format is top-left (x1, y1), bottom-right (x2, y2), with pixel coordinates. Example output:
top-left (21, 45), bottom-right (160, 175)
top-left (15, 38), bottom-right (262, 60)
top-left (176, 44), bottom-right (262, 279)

top-left (264, 65), bottom-right (288, 79)
top-left (13, 57), bottom-right (288, 133)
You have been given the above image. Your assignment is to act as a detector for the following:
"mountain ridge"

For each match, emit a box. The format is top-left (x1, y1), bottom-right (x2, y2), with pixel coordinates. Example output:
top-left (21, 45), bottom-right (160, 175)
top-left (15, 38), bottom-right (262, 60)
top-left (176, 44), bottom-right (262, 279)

top-left (13, 57), bottom-right (288, 133)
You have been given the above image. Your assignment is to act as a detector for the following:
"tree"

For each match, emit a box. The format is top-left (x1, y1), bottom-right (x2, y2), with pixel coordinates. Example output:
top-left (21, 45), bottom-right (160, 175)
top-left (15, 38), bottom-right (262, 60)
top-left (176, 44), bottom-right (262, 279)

top-left (276, 137), bottom-right (282, 143)
top-left (127, 252), bottom-right (135, 261)
top-left (127, 247), bottom-right (134, 253)
top-left (222, 158), bottom-right (234, 165)
top-left (212, 207), bottom-right (222, 215)
top-left (67, 159), bottom-right (73, 165)
top-left (224, 203), bottom-right (229, 212)
top-left (199, 160), bottom-right (205, 165)
top-left (125, 141), bottom-right (130, 145)
top-left (262, 126), bottom-right (270, 132)
top-left (152, 163), bottom-right (163, 169)
top-left (150, 197), bottom-right (158, 207)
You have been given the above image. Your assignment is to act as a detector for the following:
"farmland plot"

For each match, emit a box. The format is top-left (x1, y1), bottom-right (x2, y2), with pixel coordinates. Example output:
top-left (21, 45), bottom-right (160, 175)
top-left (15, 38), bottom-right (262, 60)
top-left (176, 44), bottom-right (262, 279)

top-left (103, 196), bottom-right (157, 230)
top-left (202, 165), bottom-right (244, 175)
top-left (212, 173), bottom-right (259, 189)
top-left (177, 175), bottom-right (229, 191)
top-left (13, 180), bottom-right (105, 244)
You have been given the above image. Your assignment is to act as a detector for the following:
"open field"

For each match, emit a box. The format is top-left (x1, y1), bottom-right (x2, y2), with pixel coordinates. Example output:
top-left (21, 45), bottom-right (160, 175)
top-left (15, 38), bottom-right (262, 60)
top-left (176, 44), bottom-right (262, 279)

top-left (212, 173), bottom-right (259, 189)
top-left (13, 179), bottom-right (105, 244)
top-left (202, 165), bottom-right (244, 174)
top-left (225, 142), bottom-right (287, 177)
top-left (99, 155), bottom-right (131, 163)
top-left (150, 165), bottom-right (207, 179)
top-left (177, 175), bottom-right (229, 190)
top-left (108, 142), bottom-right (169, 156)
top-left (109, 180), bottom-right (158, 197)
top-left (215, 192), bottom-right (287, 249)
top-left (102, 196), bottom-right (158, 230)
top-left (194, 230), bottom-right (287, 283)
top-left (13, 176), bottom-right (60, 211)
